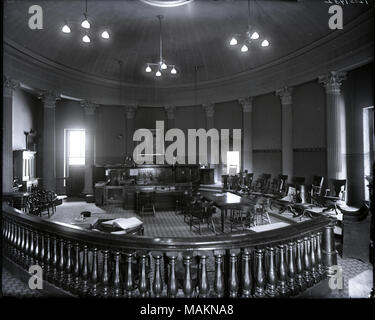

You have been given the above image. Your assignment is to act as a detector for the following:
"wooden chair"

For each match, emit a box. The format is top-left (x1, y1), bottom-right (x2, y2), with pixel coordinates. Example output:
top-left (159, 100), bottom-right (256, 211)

top-left (309, 176), bottom-right (324, 205)
top-left (323, 179), bottom-right (347, 214)
top-left (189, 202), bottom-right (205, 234)
top-left (253, 198), bottom-right (271, 225)
top-left (139, 191), bottom-right (156, 216)
top-left (222, 175), bottom-right (229, 190)
top-left (229, 204), bottom-right (253, 231)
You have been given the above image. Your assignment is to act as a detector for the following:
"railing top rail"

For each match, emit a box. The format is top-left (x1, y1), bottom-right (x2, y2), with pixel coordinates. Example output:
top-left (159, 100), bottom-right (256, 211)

top-left (3, 202), bottom-right (333, 252)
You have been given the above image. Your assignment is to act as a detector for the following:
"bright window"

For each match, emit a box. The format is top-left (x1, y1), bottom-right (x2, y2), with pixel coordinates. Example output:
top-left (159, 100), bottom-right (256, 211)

top-left (67, 130), bottom-right (85, 165)
top-left (227, 151), bottom-right (240, 175)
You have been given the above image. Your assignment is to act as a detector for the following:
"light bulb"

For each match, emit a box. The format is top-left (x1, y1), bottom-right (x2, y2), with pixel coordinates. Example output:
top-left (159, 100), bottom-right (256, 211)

top-left (240, 44), bottom-right (248, 52)
top-left (101, 31), bottom-right (110, 39)
top-left (145, 65), bottom-right (152, 73)
top-left (171, 67), bottom-right (177, 74)
top-left (251, 32), bottom-right (259, 40)
top-left (81, 18), bottom-right (90, 29)
top-left (261, 39), bottom-right (270, 47)
top-left (161, 62), bottom-right (167, 70)
top-left (230, 37), bottom-right (237, 46)
top-left (82, 35), bottom-right (91, 43)
top-left (156, 70), bottom-right (162, 77)
top-left (62, 24), bottom-right (71, 33)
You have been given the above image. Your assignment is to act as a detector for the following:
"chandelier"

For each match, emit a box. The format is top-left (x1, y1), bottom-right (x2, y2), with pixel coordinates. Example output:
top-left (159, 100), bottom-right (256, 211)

top-left (145, 15), bottom-right (177, 77)
top-left (61, 0), bottom-right (110, 44)
top-left (228, 0), bottom-right (270, 53)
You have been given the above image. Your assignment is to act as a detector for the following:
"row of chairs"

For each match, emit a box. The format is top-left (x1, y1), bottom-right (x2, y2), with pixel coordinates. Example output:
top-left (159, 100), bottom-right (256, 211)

top-left (25, 187), bottom-right (58, 218)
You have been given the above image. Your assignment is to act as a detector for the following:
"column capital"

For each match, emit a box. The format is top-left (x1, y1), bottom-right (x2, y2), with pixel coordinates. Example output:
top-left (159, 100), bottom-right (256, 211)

top-left (319, 71), bottom-right (347, 94)
top-left (203, 103), bottom-right (215, 117)
top-left (3, 75), bottom-right (20, 98)
top-left (124, 105), bottom-right (137, 119)
top-left (276, 87), bottom-right (293, 105)
top-left (39, 90), bottom-right (61, 108)
top-left (164, 106), bottom-right (176, 120)
top-left (80, 100), bottom-right (99, 115)
top-left (238, 97), bottom-right (253, 112)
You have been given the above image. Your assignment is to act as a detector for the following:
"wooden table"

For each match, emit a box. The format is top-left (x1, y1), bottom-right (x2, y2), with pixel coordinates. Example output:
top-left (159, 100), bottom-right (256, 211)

top-left (201, 191), bottom-right (253, 232)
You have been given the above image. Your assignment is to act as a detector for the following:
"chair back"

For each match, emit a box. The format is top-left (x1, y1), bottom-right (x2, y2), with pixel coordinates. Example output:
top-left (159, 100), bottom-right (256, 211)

top-left (331, 179), bottom-right (347, 200)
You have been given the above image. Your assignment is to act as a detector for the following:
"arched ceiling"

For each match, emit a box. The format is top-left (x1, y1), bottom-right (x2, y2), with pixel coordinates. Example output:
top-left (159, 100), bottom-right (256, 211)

top-left (4, 0), bottom-right (372, 89)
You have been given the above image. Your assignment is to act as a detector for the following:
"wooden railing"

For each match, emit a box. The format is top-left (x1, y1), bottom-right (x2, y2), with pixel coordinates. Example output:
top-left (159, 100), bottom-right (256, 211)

top-left (2, 202), bottom-right (337, 298)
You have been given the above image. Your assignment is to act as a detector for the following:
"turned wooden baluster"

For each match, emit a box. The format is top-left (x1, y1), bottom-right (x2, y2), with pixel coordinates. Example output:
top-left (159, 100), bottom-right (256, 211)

top-left (11, 223), bottom-right (17, 259)
top-left (138, 252), bottom-right (149, 298)
top-left (303, 236), bottom-right (313, 287)
top-left (266, 246), bottom-right (277, 297)
top-left (183, 254), bottom-right (193, 298)
top-left (198, 253), bottom-right (210, 298)
top-left (101, 249), bottom-right (110, 297)
top-left (214, 250), bottom-right (225, 298)
top-left (322, 222), bottom-right (337, 275)
top-left (65, 241), bottom-right (72, 290)
top-left (278, 244), bottom-right (289, 296)
top-left (24, 228), bottom-right (30, 267)
top-left (51, 236), bottom-right (58, 283)
top-left (241, 249), bottom-right (253, 298)
top-left (90, 247), bottom-right (99, 297)
top-left (152, 252), bottom-right (163, 298)
top-left (316, 231), bottom-right (325, 278)
top-left (44, 235), bottom-right (51, 280)
top-left (166, 252), bottom-right (178, 298)
top-left (124, 252), bottom-right (134, 297)
top-left (81, 244), bottom-right (90, 296)
top-left (310, 234), bottom-right (319, 283)
top-left (15, 224), bottom-right (21, 262)
top-left (34, 231), bottom-right (40, 267)
top-left (112, 251), bottom-right (121, 297)
top-left (73, 243), bottom-right (80, 293)
top-left (295, 239), bottom-right (306, 291)
top-left (19, 225), bottom-right (25, 266)
top-left (29, 230), bottom-right (35, 266)
top-left (228, 249), bottom-right (239, 298)
top-left (38, 233), bottom-right (45, 271)
top-left (254, 249), bottom-right (266, 297)
top-left (287, 242), bottom-right (298, 296)
top-left (57, 238), bottom-right (65, 286)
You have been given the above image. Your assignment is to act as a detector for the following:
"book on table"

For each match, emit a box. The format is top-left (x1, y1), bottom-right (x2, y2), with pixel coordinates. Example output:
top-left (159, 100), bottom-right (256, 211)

top-left (101, 217), bottom-right (143, 231)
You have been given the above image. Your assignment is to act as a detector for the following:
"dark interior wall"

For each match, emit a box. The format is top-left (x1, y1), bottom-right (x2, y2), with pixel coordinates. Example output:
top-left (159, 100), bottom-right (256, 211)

top-left (135, 107), bottom-right (166, 130)
top-left (252, 92), bottom-right (282, 178)
top-left (344, 63), bottom-right (374, 207)
top-left (95, 106), bottom-right (126, 165)
top-left (55, 99), bottom-right (85, 182)
top-left (12, 88), bottom-right (41, 150)
top-left (293, 80), bottom-right (326, 185)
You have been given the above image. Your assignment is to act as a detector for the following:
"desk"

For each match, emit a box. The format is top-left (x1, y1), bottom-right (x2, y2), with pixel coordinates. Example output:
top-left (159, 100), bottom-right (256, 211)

top-left (3, 192), bottom-right (30, 211)
top-left (201, 191), bottom-right (253, 232)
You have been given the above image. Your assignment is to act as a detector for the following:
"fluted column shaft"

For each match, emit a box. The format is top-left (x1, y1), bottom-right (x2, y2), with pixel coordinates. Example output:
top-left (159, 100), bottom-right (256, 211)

top-left (3, 76), bottom-right (19, 192)
top-left (81, 101), bottom-right (98, 195)
top-left (239, 97), bottom-right (253, 173)
top-left (40, 91), bottom-right (60, 191)
top-left (276, 87), bottom-right (294, 181)
top-left (125, 106), bottom-right (137, 157)
top-left (203, 103), bottom-right (218, 181)
top-left (319, 72), bottom-right (347, 180)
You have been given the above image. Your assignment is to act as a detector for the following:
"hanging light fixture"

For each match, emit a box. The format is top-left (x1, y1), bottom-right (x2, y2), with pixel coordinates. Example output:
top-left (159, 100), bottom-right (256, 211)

top-left (82, 34), bottom-right (91, 43)
top-left (228, 0), bottom-right (270, 53)
top-left (61, 0), bottom-right (111, 44)
top-left (145, 15), bottom-right (178, 77)
top-left (62, 23), bottom-right (71, 33)
top-left (101, 30), bottom-right (110, 39)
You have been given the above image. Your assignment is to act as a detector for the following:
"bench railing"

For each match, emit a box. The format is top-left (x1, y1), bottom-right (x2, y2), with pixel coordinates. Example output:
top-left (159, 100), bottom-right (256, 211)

top-left (2, 202), bottom-right (337, 298)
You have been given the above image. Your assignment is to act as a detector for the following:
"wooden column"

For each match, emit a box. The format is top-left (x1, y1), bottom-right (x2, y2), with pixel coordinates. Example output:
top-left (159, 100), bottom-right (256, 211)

top-left (319, 71), bottom-right (347, 180)
top-left (3, 76), bottom-right (20, 192)
top-left (239, 97), bottom-right (253, 173)
top-left (276, 87), bottom-right (294, 182)
top-left (40, 90), bottom-right (61, 191)
top-left (81, 101), bottom-right (98, 195)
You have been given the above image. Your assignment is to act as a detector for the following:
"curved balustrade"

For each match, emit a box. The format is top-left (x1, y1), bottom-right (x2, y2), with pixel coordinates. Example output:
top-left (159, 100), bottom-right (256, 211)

top-left (2, 202), bottom-right (337, 298)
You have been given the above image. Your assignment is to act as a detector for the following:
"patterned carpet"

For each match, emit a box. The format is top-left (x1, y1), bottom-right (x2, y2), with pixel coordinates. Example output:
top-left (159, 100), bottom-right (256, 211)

top-left (47, 200), bottom-right (291, 237)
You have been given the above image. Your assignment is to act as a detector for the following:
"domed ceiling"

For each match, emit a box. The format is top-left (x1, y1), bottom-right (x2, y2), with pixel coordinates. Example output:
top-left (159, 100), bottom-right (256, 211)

top-left (4, 0), bottom-right (372, 89)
